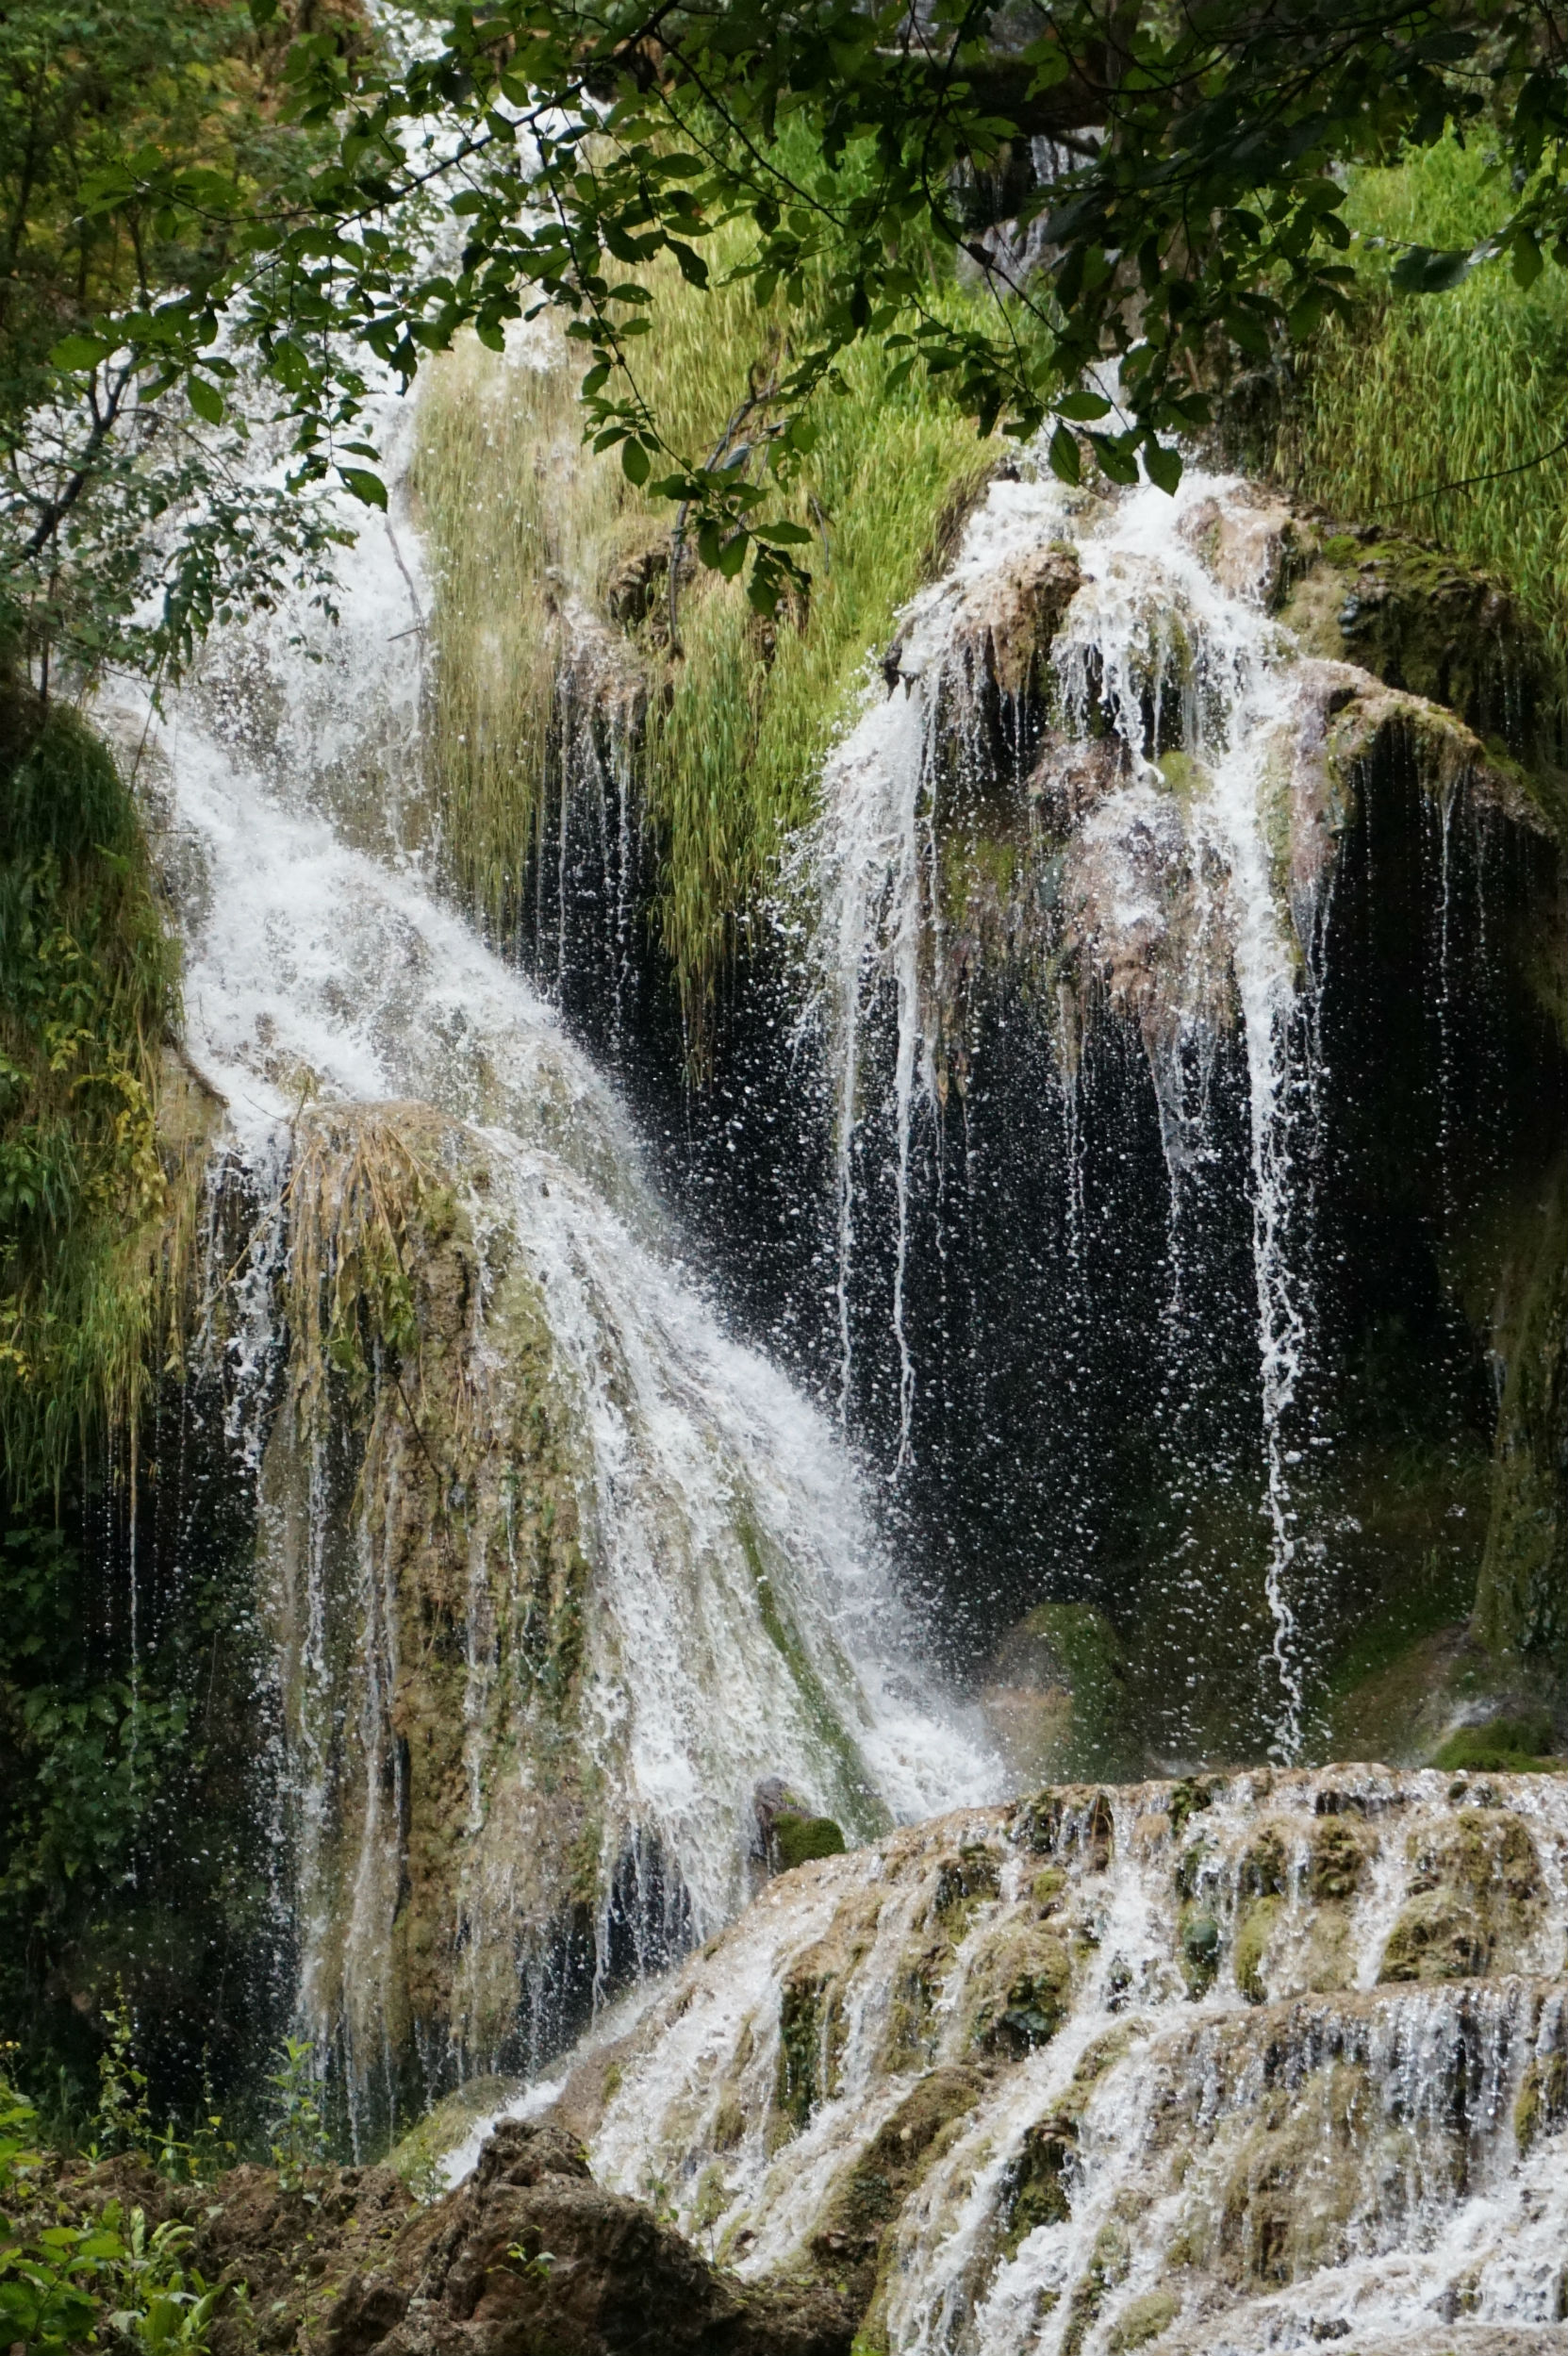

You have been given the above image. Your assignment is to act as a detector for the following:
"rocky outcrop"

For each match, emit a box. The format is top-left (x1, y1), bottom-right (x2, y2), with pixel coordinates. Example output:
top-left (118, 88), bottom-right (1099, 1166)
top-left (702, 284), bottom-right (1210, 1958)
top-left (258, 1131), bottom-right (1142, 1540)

top-left (80, 2121), bottom-right (851, 2356)
top-left (801, 459), bottom-right (1568, 1759)
top-left (243, 1098), bottom-right (952, 2138)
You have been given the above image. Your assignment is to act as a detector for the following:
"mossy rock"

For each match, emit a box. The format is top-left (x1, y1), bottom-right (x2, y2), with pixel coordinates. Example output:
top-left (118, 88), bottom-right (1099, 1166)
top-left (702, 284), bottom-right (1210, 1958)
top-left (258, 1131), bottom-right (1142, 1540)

top-left (965, 1920), bottom-right (1074, 2055)
top-left (1180, 1907), bottom-right (1221, 1998)
top-left (1308, 1818), bottom-right (1370, 1902)
top-left (1515, 2050), bottom-right (1568, 2152)
top-left (1378, 1809), bottom-right (1542, 1983)
top-left (1234, 1897), bottom-right (1280, 2004)
top-left (1429, 1715), bottom-right (1564, 1774)
top-left (1107, 2288), bottom-right (1180, 2351)
top-left (1167, 1778), bottom-right (1222, 1839)
top-left (386, 2073), bottom-right (526, 2189)
top-left (773, 1812), bottom-right (848, 1871)
top-left (982, 1603), bottom-right (1136, 1784)
top-left (808, 2065), bottom-right (985, 2316)
top-left (1061, 2218), bottom-right (1131, 2356)
top-left (932, 1841), bottom-right (1002, 1931)
top-left (999, 2115), bottom-right (1077, 2258)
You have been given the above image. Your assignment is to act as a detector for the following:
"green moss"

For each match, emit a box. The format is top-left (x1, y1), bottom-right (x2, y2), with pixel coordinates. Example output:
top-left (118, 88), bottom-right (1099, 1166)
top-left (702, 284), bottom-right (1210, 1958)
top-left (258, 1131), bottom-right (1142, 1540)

top-left (1061, 2219), bottom-right (1131, 2356)
top-left (1180, 1908), bottom-right (1221, 1998)
top-left (1515, 2050), bottom-right (1568, 2153)
top-left (999, 2116), bottom-right (1076, 2257)
top-left (1378, 1810), bottom-right (1541, 1983)
top-left (1428, 1713), bottom-right (1560, 1772)
top-left (1107, 2290), bottom-right (1180, 2352)
top-left (1309, 1819), bottom-right (1370, 1901)
top-left (385, 2072), bottom-right (525, 2188)
top-left (997, 1604), bottom-right (1136, 1783)
top-left (966, 1924), bottom-right (1074, 2055)
top-left (808, 2066), bottom-right (983, 2321)
top-left (773, 1813), bottom-right (848, 1870)
top-left (1234, 1897), bottom-right (1280, 2004)
top-left (933, 1842), bottom-right (1002, 1932)
top-left (738, 1514), bottom-right (888, 1843)
top-left (1167, 1778), bottom-right (1221, 1838)
top-left (0, 682), bottom-right (179, 1495)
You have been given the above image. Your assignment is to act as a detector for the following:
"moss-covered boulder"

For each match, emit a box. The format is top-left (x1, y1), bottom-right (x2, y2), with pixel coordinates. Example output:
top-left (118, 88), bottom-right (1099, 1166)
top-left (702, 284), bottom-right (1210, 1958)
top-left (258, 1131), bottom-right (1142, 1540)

top-left (1378, 1809), bottom-right (1542, 1983)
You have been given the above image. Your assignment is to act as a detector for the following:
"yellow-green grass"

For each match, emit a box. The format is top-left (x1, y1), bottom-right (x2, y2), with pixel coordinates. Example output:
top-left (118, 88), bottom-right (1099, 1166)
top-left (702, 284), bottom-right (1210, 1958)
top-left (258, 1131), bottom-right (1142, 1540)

top-left (1287, 134), bottom-right (1568, 683)
top-left (413, 228), bottom-right (999, 1052)
top-left (0, 687), bottom-right (182, 1496)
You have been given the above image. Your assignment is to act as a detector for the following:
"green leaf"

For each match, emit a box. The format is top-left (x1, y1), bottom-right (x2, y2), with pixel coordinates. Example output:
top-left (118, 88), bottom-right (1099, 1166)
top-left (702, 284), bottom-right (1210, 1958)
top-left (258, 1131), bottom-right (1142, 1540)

top-left (668, 241), bottom-right (709, 288)
top-left (1048, 424), bottom-right (1081, 486)
top-left (1055, 390), bottom-right (1113, 421)
top-left (1391, 244), bottom-right (1474, 293)
top-left (1511, 232), bottom-right (1543, 290)
top-left (1088, 433), bottom-right (1140, 487)
top-left (187, 375), bottom-right (224, 425)
top-left (1143, 439), bottom-right (1182, 496)
top-left (747, 565), bottom-right (783, 617)
top-left (620, 438), bottom-right (651, 487)
top-left (50, 334), bottom-right (110, 371)
top-left (1222, 307), bottom-right (1272, 361)
top-left (340, 469), bottom-right (388, 509)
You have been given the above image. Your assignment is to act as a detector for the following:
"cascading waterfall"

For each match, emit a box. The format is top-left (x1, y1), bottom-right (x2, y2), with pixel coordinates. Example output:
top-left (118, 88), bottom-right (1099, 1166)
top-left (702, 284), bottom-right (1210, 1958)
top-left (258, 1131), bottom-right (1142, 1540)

top-left (801, 463), bottom-right (1369, 1753)
top-left (569, 1767), bottom-right (1568, 2354)
top-left (102, 395), bottom-right (997, 2131)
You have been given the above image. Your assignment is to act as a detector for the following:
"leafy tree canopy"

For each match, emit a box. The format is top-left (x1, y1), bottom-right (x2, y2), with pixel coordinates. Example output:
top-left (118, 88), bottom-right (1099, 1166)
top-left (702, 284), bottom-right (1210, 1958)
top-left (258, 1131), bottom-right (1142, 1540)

top-left (9, 0), bottom-right (1568, 639)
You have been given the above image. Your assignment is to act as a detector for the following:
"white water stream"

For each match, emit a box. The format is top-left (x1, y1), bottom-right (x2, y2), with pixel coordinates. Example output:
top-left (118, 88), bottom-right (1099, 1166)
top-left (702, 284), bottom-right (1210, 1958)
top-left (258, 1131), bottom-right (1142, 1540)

top-left (575, 1769), bottom-right (1568, 2356)
top-left (102, 391), bottom-right (998, 2107)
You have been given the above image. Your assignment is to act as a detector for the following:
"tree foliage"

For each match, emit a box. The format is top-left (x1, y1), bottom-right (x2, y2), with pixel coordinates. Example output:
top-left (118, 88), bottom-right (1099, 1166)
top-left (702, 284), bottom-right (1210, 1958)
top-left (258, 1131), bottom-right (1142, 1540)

top-left (23, 0), bottom-right (1568, 625)
top-left (0, 0), bottom-right (357, 684)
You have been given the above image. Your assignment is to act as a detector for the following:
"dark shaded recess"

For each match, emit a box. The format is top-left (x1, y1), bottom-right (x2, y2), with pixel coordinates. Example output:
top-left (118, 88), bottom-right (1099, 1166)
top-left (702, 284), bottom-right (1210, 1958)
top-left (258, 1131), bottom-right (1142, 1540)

top-left (494, 722), bottom-right (842, 1395)
top-left (1305, 727), bottom-right (1568, 1648)
top-left (0, 1365), bottom-right (283, 2131)
top-left (338, 1832), bottom-right (693, 2155)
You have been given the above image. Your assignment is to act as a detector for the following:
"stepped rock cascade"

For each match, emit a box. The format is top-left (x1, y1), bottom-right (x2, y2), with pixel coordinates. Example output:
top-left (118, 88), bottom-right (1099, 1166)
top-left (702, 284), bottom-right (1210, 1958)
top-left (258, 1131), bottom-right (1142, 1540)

top-left (791, 462), bottom-right (1565, 1756)
top-left (110, 412), bottom-right (996, 2137)
top-left (545, 1767), bottom-right (1568, 2356)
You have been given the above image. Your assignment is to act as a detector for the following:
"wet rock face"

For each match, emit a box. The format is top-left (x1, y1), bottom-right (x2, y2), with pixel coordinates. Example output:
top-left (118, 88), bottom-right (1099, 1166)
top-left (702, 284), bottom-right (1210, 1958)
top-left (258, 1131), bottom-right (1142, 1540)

top-left (245, 1099), bottom-right (963, 2143)
top-left (566, 1769), bottom-right (1568, 2354)
top-left (333, 2118), bottom-right (852, 2356)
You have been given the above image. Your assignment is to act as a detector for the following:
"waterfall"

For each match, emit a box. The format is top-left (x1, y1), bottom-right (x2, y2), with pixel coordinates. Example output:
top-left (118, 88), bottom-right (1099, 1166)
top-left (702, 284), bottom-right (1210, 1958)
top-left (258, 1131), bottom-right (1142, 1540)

top-left (572, 1767), bottom-right (1568, 2353)
top-left (801, 463), bottom-right (1399, 1756)
top-left (102, 394), bottom-right (998, 2132)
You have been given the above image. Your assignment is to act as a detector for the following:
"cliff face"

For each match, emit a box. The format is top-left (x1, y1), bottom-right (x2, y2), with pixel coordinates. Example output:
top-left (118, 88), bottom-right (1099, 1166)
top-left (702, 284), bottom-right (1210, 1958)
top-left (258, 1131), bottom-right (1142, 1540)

top-left (540, 1767), bottom-right (1568, 2355)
